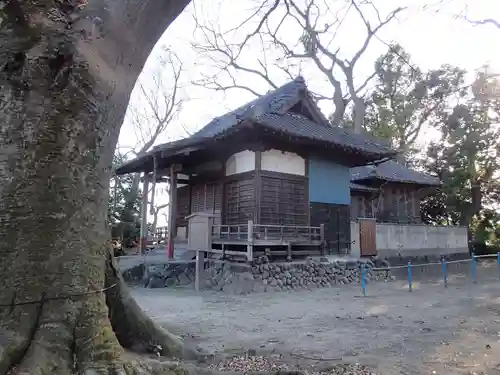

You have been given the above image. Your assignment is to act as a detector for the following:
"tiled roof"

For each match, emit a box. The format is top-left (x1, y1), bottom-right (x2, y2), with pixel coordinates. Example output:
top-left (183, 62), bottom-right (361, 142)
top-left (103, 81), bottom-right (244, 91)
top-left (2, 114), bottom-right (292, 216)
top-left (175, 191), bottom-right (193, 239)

top-left (255, 112), bottom-right (392, 156)
top-left (117, 77), bottom-right (396, 175)
top-left (153, 76), bottom-right (393, 156)
top-left (188, 77), bottom-right (312, 139)
top-left (350, 160), bottom-right (441, 186)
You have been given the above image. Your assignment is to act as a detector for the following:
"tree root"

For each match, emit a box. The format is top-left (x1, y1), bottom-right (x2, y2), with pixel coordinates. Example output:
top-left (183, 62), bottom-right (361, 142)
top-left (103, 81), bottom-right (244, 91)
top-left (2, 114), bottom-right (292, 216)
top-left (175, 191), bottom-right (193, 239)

top-left (0, 252), bottom-right (201, 375)
top-left (104, 254), bottom-right (199, 361)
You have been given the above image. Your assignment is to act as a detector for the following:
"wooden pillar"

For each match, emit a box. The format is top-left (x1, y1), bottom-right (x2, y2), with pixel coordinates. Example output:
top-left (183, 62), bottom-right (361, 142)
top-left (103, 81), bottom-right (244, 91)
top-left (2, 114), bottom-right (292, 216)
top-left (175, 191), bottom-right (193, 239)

top-left (167, 165), bottom-right (177, 259)
top-left (246, 220), bottom-right (254, 262)
top-left (254, 150), bottom-right (262, 225)
top-left (187, 183), bottom-right (192, 237)
top-left (140, 173), bottom-right (150, 255)
top-left (149, 155), bottom-right (158, 215)
top-left (320, 223), bottom-right (325, 256)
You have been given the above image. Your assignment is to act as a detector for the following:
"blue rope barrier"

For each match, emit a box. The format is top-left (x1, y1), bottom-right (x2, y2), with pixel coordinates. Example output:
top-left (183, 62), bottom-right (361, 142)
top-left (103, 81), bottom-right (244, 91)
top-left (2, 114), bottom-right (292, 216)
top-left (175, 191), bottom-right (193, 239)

top-left (407, 261), bottom-right (412, 292)
top-left (367, 255), bottom-right (498, 291)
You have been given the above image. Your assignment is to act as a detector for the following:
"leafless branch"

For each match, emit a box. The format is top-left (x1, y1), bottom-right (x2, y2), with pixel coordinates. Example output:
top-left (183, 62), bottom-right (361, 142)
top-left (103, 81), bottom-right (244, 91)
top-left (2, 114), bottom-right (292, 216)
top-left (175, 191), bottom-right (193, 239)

top-left (192, 16), bottom-right (282, 96)
top-left (349, 1), bottom-right (404, 66)
top-left (282, 0), bottom-right (404, 129)
top-left (230, 0), bottom-right (281, 60)
top-left (150, 202), bottom-right (170, 234)
top-left (465, 17), bottom-right (500, 29)
top-left (135, 49), bottom-right (183, 155)
top-left (116, 48), bottom-right (184, 222)
top-left (192, 0), bottom-right (405, 132)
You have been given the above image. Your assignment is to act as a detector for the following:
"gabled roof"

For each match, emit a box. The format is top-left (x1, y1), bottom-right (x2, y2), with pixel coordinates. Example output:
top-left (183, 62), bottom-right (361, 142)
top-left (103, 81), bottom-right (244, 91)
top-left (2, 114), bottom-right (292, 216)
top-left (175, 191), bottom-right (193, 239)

top-left (186, 76), bottom-right (330, 139)
top-left (350, 160), bottom-right (441, 187)
top-left (116, 77), bottom-right (395, 175)
top-left (153, 76), bottom-right (394, 156)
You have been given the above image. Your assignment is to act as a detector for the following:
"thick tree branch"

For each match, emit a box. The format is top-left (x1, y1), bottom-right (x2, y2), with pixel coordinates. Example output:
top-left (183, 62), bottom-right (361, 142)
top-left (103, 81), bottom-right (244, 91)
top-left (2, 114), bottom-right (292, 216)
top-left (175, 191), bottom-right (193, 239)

top-left (192, 0), bottom-right (404, 131)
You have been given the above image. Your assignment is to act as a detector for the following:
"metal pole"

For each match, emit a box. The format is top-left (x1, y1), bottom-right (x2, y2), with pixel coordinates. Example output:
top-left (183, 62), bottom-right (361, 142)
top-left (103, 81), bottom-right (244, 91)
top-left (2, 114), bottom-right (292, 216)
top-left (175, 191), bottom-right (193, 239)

top-left (497, 252), bottom-right (500, 279)
top-left (407, 261), bottom-right (412, 292)
top-left (441, 256), bottom-right (447, 288)
top-left (361, 264), bottom-right (366, 297)
top-left (150, 155), bottom-right (157, 215)
top-left (166, 165), bottom-right (177, 260)
top-left (471, 252), bottom-right (477, 284)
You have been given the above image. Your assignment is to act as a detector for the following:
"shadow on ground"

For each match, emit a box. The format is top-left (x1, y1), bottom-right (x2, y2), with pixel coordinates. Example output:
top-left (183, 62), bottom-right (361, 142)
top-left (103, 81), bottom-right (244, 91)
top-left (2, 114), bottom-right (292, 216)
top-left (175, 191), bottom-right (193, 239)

top-left (132, 263), bottom-right (500, 375)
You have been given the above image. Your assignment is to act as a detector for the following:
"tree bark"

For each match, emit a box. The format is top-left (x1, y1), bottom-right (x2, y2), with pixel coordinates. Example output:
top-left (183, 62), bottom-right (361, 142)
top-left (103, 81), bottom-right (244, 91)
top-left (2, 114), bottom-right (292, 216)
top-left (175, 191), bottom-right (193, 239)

top-left (0, 1), bottom-right (194, 374)
top-left (351, 96), bottom-right (366, 134)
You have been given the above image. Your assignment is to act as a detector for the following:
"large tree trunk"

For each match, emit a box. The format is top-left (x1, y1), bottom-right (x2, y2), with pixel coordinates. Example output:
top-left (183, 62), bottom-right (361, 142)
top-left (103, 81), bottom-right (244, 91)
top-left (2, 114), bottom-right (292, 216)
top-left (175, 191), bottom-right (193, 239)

top-left (0, 1), bottom-right (193, 374)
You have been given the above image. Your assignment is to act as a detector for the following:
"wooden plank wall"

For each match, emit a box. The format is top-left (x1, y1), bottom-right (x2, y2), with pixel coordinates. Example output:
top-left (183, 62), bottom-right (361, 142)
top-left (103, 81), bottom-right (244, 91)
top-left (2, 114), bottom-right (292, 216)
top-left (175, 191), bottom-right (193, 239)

top-left (176, 186), bottom-right (190, 227)
top-left (351, 184), bottom-right (421, 223)
top-left (260, 174), bottom-right (308, 226)
top-left (191, 182), bottom-right (223, 225)
top-left (175, 181), bottom-right (223, 233)
top-left (224, 177), bottom-right (255, 225)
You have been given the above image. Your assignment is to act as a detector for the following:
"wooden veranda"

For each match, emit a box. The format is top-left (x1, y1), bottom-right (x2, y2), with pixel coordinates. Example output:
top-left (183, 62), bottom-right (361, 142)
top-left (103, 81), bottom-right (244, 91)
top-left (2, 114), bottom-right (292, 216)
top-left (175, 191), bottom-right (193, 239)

top-left (152, 220), bottom-right (325, 261)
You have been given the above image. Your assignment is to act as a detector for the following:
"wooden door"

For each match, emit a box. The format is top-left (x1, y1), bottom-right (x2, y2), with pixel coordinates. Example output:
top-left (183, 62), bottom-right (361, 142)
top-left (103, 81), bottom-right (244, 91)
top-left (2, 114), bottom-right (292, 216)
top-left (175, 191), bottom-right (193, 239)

top-left (359, 218), bottom-right (377, 256)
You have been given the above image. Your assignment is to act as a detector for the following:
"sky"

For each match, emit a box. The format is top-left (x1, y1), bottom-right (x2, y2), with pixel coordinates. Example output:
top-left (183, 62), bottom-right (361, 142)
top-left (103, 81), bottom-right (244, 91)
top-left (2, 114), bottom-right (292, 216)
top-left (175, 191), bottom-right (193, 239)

top-left (117, 0), bottom-right (500, 226)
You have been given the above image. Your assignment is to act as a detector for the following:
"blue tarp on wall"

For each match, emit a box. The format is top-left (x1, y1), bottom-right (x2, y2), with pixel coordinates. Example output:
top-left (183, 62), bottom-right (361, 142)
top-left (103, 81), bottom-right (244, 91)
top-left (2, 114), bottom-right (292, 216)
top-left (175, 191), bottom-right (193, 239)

top-left (308, 158), bottom-right (351, 205)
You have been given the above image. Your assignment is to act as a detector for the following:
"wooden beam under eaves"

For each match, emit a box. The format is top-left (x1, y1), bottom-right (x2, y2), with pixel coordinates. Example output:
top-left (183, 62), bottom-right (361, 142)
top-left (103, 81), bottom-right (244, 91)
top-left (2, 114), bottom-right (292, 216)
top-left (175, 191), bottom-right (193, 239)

top-left (140, 176), bottom-right (190, 184)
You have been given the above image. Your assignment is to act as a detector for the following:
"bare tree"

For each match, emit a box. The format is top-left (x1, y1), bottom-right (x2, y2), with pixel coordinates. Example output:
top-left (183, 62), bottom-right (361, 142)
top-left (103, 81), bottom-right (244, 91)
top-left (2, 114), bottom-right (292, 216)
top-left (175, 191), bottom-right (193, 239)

top-left (148, 182), bottom-right (170, 236)
top-left (151, 203), bottom-right (169, 235)
top-left (192, 0), bottom-right (404, 133)
top-left (117, 48), bottom-right (185, 230)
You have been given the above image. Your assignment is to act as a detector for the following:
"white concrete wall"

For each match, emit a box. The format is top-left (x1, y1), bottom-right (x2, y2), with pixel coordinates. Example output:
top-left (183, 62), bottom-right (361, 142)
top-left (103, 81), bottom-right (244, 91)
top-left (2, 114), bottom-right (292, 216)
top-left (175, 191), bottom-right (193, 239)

top-left (225, 150), bottom-right (255, 176)
top-left (350, 221), bottom-right (360, 258)
top-left (374, 223), bottom-right (468, 257)
top-left (261, 149), bottom-right (306, 176)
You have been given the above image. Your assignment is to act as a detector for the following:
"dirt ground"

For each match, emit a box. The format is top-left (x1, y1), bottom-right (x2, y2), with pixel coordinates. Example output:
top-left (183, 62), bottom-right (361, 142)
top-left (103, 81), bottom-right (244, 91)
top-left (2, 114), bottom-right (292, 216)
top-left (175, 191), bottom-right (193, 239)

top-left (132, 263), bottom-right (500, 375)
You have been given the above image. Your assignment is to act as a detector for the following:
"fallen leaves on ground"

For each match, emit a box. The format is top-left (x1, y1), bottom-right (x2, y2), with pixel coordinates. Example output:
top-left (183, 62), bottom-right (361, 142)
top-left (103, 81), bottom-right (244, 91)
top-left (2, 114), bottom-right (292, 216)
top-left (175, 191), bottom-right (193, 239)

top-left (207, 355), bottom-right (378, 375)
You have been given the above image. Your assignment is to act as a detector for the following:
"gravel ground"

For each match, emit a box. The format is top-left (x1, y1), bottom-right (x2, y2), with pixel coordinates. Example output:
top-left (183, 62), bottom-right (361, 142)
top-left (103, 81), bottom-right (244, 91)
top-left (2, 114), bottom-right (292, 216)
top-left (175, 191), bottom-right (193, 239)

top-left (132, 263), bottom-right (500, 375)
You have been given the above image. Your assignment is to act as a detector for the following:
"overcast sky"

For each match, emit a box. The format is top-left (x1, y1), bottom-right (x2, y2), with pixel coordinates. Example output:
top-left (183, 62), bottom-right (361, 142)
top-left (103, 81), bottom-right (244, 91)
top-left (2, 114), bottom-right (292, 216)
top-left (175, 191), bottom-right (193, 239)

top-left (118, 0), bottom-right (500, 225)
top-left (119, 0), bottom-right (499, 149)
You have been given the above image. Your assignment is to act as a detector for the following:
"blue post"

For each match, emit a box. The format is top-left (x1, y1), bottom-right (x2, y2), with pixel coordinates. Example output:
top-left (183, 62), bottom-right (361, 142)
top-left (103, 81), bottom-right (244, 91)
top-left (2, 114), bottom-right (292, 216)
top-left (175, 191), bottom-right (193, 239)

top-left (407, 261), bottom-right (412, 292)
top-left (497, 253), bottom-right (500, 279)
top-left (441, 256), bottom-right (448, 288)
top-left (471, 252), bottom-right (477, 284)
top-left (361, 264), bottom-right (366, 297)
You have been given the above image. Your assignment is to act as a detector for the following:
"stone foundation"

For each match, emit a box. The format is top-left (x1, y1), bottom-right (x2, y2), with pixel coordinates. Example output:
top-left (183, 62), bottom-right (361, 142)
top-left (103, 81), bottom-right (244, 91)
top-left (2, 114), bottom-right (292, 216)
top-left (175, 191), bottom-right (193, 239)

top-left (122, 260), bottom-right (196, 288)
top-left (122, 256), bottom-right (395, 292)
top-left (202, 256), bottom-right (380, 294)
